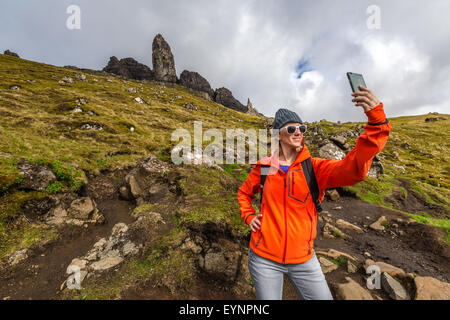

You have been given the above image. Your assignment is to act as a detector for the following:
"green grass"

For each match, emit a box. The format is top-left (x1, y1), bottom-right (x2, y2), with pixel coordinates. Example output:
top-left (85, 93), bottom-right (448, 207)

top-left (175, 165), bottom-right (249, 237)
top-left (329, 256), bottom-right (347, 266)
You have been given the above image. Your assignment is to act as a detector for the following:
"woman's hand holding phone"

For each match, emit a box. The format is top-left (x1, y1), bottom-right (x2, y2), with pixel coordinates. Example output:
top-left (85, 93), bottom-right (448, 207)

top-left (351, 85), bottom-right (381, 112)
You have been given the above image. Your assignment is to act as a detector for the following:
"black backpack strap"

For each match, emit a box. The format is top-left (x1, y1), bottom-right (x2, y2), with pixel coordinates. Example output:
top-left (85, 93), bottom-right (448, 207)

top-left (259, 164), bottom-right (271, 207)
top-left (301, 158), bottom-right (323, 213)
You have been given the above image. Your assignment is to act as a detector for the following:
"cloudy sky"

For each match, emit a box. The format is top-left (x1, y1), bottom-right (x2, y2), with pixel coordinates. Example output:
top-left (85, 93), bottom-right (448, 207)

top-left (1, 0), bottom-right (449, 121)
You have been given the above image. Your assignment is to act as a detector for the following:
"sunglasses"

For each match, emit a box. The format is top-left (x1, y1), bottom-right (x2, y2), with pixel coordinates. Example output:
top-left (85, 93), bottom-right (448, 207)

top-left (281, 124), bottom-right (307, 135)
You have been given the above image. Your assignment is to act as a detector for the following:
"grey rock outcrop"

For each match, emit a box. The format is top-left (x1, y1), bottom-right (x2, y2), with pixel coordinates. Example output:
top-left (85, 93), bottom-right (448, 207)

top-left (152, 34), bottom-right (177, 83)
top-left (197, 238), bottom-right (241, 282)
top-left (4, 50), bottom-right (19, 58)
top-left (63, 220), bottom-right (152, 289)
top-left (246, 98), bottom-right (261, 116)
top-left (179, 70), bottom-right (214, 100)
top-left (103, 56), bottom-right (154, 80)
top-left (122, 155), bottom-right (172, 203)
top-left (214, 87), bottom-right (248, 113)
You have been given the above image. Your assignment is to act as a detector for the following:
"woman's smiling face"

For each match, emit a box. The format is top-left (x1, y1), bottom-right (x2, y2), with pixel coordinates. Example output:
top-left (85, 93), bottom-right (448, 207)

top-left (279, 122), bottom-right (303, 148)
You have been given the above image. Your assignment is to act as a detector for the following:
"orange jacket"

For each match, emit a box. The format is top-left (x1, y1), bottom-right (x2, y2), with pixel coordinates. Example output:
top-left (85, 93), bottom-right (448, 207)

top-left (238, 103), bottom-right (391, 264)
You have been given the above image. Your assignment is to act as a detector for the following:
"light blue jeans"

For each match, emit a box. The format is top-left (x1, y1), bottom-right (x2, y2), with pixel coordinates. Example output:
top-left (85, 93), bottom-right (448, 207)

top-left (248, 248), bottom-right (334, 300)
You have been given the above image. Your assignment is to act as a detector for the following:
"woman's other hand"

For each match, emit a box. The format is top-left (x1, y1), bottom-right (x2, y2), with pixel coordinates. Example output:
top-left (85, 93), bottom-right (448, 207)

top-left (250, 214), bottom-right (263, 232)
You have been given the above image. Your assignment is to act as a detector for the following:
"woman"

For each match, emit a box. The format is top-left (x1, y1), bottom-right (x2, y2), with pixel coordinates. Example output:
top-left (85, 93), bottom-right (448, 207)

top-left (238, 86), bottom-right (391, 300)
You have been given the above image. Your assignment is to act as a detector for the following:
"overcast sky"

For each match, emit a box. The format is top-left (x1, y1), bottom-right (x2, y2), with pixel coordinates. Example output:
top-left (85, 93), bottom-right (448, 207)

top-left (1, 0), bottom-right (449, 121)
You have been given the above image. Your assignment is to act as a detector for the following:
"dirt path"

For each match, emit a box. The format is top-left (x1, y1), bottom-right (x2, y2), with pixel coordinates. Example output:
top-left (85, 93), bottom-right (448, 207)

top-left (317, 197), bottom-right (449, 281)
top-left (0, 198), bottom-right (135, 300)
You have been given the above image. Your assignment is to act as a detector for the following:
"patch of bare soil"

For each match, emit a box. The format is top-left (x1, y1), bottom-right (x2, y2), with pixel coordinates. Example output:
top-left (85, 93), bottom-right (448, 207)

top-left (122, 274), bottom-right (248, 300)
top-left (385, 178), bottom-right (449, 219)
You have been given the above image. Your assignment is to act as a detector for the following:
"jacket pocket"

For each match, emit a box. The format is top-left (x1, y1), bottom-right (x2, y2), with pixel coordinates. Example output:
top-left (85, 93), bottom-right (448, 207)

top-left (288, 169), bottom-right (310, 203)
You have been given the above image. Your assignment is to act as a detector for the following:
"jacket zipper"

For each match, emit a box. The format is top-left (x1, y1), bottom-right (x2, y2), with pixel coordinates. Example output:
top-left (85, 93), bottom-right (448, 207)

top-left (256, 203), bottom-right (264, 247)
top-left (283, 174), bottom-right (287, 264)
top-left (306, 207), bottom-right (313, 255)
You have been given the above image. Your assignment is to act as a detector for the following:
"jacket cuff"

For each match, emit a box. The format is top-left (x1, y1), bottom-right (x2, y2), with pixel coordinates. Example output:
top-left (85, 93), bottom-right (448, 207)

top-left (365, 102), bottom-right (387, 124)
top-left (245, 214), bottom-right (256, 226)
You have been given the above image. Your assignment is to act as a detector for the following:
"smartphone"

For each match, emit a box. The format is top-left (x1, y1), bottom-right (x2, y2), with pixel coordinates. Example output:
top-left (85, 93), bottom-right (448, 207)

top-left (347, 72), bottom-right (367, 93)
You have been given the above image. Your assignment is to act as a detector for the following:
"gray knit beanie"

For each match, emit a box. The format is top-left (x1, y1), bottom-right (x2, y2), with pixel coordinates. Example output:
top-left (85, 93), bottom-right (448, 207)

top-left (273, 108), bottom-right (303, 129)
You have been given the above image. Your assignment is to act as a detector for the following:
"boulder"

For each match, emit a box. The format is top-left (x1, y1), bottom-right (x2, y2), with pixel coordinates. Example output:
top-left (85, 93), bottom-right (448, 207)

top-left (330, 135), bottom-right (349, 150)
top-left (179, 70), bottom-right (214, 100)
top-left (152, 34), bottom-right (177, 83)
top-left (381, 272), bottom-right (410, 300)
top-left (318, 143), bottom-right (346, 160)
top-left (183, 103), bottom-right (198, 111)
top-left (364, 259), bottom-right (405, 276)
top-left (336, 219), bottom-right (364, 233)
top-left (335, 277), bottom-right (373, 300)
top-left (60, 76), bottom-right (74, 84)
top-left (315, 248), bottom-right (357, 262)
top-left (214, 87), bottom-right (248, 113)
top-left (400, 142), bottom-right (410, 149)
top-left (16, 159), bottom-right (56, 192)
top-left (318, 257), bottom-right (338, 273)
top-left (369, 216), bottom-right (387, 231)
top-left (325, 189), bottom-right (340, 201)
top-left (414, 276), bottom-right (450, 300)
top-left (8, 249), bottom-right (28, 266)
top-left (67, 197), bottom-right (98, 220)
top-left (180, 237), bottom-right (202, 254)
top-left (75, 73), bottom-right (87, 81)
top-left (322, 223), bottom-right (346, 238)
top-left (347, 260), bottom-right (358, 273)
top-left (45, 206), bottom-right (68, 226)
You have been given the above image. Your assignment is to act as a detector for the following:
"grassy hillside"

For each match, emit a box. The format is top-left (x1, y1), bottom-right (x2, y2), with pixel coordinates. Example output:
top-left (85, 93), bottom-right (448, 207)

top-left (0, 53), bottom-right (263, 259)
top-left (1, 53), bottom-right (449, 262)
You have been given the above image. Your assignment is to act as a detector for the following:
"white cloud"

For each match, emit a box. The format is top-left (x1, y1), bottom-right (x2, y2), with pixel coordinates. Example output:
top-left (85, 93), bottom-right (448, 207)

top-left (1, 0), bottom-right (449, 121)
